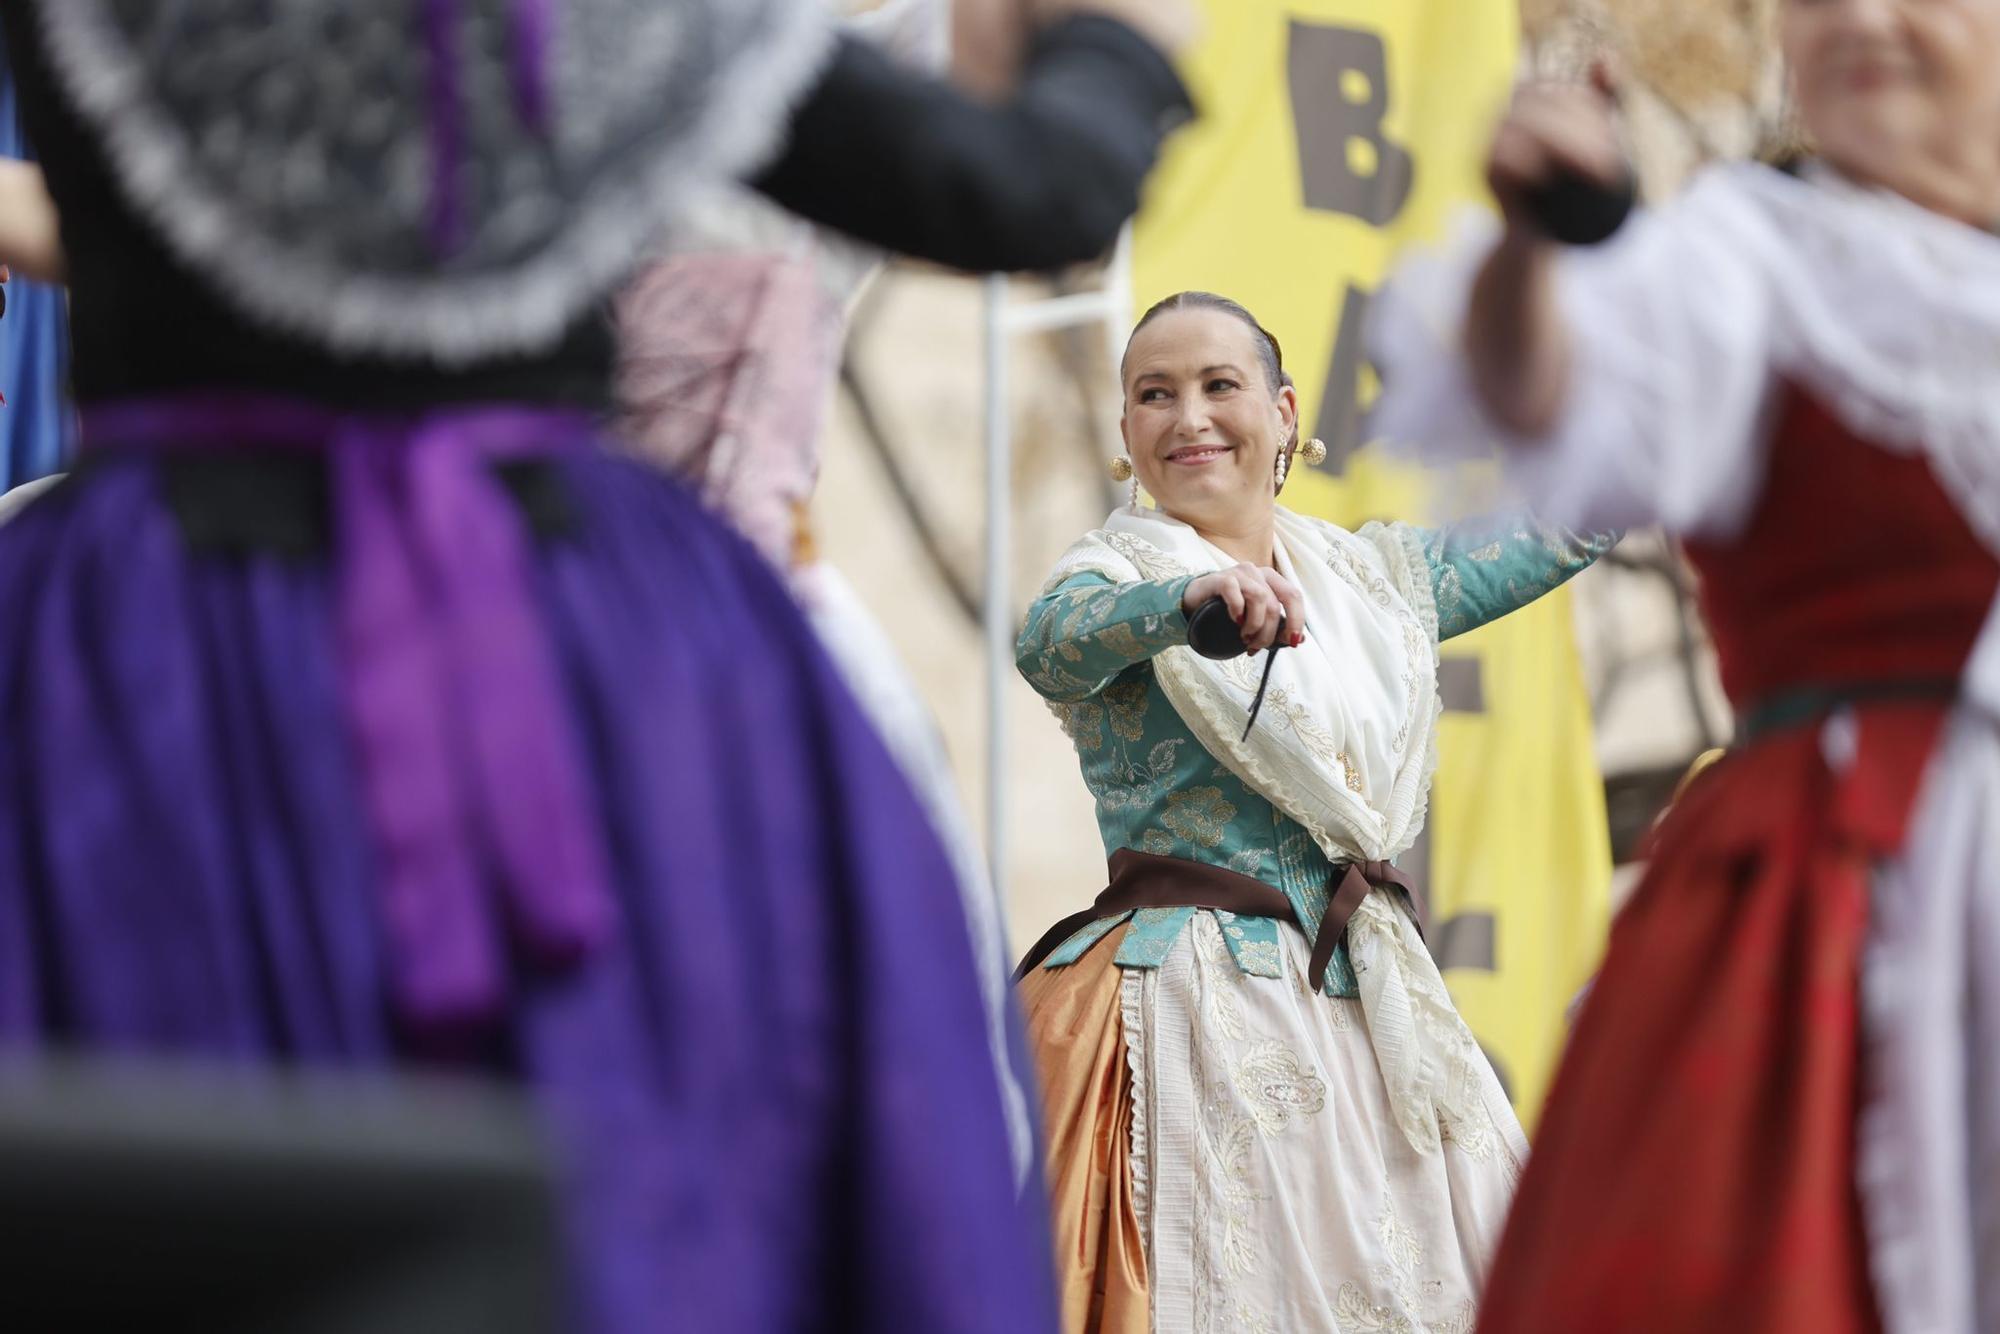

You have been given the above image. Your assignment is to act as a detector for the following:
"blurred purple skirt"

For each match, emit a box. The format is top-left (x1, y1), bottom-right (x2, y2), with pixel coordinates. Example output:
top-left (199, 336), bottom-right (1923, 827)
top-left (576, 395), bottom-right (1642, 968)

top-left (0, 428), bottom-right (1053, 1332)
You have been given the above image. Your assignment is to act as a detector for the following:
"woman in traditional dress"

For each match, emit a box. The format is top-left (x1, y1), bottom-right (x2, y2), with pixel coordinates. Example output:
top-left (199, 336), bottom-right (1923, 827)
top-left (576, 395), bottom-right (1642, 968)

top-left (1368, 2), bottom-right (2000, 1328)
top-left (0, 0), bottom-right (1191, 1327)
top-left (1014, 290), bottom-right (1611, 1332)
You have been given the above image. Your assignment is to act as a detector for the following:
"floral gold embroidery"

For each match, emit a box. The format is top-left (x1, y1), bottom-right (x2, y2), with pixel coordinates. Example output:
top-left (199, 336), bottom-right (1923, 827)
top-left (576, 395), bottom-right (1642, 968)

top-left (1097, 622), bottom-right (1148, 660)
top-left (1057, 588), bottom-right (1117, 640)
top-left (1139, 828), bottom-right (1177, 856)
top-left (1234, 938), bottom-right (1282, 976)
top-left (1433, 565), bottom-right (1467, 638)
top-left (1163, 786), bottom-right (1236, 847)
top-left (1054, 700), bottom-right (1105, 751)
top-left (1105, 679), bottom-right (1149, 742)
top-left (1026, 663), bottom-right (1098, 699)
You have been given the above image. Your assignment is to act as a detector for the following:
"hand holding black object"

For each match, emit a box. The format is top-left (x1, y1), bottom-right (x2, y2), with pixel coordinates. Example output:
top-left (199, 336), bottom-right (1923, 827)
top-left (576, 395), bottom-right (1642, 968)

top-left (1186, 595), bottom-right (1253, 660)
top-left (1487, 68), bottom-right (1631, 247)
top-left (1522, 168), bottom-right (1636, 246)
top-left (1186, 595), bottom-right (1289, 742)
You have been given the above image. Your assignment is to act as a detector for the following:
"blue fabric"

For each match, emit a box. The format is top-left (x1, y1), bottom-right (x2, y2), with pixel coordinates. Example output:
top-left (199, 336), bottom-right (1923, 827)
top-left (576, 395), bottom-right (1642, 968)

top-left (0, 28), bottom-right (72, 492)
top-left (1425, 519), bottom-right (1617, 640)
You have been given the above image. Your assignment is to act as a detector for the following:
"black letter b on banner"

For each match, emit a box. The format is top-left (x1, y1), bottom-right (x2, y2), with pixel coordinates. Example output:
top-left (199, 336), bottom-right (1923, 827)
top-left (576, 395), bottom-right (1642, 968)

top-left (1287, 22), bottom-right (1414, 226)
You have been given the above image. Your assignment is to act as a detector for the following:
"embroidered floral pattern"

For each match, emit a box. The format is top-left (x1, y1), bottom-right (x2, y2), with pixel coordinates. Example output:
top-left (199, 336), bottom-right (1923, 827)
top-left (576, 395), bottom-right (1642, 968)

top-left (1020, 661), bottom-right (1098, 698)
top-left (1097, 622), bottom-right (1149, 661)
top-left (1095, 739), bottom-right (1185, 814)
top-left (1345, 893), bottom-right (1518, 1163)
top-left (1423, 520), bottom-right (1617, 640)
top-left (1218, 913), bottom-right (1284, 978)
top-left (1120, 907), bottom-right (1199, 967)
top-left (1333, 1285), bottom-right (1476, 1334)
top-left (1014, 574), bottom-right (1190, 703)
top-left (1156, 915), bottom-right (1503, 1334)
top-left (1233, 938), bottom-right (1282, 976)
top-left (1105, 679), bottom-right (1150, 742)
top-left (1054, 700), bottom-right (1105, 751)
top-left (1163, 786), bottom-right (1236, 847)
top-left (1234, 1040), bottom-right (1327, 1134)
top-left (1322, 1192), bottom-right (1481, 1333)
top-left (1190, 913), bottom-right (1250, 1042)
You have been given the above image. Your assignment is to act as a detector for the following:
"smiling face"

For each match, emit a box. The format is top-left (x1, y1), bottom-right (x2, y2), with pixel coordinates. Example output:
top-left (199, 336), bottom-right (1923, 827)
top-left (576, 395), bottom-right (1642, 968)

top-left (1783, 0), bottom-right (2000, 206)
top-left (1119, 307), bottom-right (1298, 534)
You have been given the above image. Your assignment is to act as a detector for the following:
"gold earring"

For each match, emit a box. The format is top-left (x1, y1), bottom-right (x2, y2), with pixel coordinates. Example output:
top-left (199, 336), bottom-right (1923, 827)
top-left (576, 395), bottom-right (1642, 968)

top-left (1109, 454), bottom-right (1134, 482)
top-left (1297, 437), bottom-right (1329, 467)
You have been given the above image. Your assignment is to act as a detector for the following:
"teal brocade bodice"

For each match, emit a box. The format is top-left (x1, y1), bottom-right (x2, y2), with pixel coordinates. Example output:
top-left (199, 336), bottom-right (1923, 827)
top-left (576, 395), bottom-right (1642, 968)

top-left (1016, 519), bottom-right (1613, 997)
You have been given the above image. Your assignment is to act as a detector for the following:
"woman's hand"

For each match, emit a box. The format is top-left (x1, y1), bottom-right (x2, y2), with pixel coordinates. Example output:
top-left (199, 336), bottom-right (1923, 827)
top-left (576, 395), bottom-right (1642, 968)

top-left (1183, 564), bottom-right (1306, 654)
top-left (1465, 73), bottom-right (1619, 437)
top-left (0, 161), bottom-right (64, 285)
top-left (1486, 76), bottom-right (1623, 245)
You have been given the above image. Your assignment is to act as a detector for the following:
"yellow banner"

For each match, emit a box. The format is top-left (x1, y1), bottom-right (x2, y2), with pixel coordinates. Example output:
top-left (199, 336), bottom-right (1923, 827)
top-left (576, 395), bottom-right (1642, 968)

top-left (1131, 0), bottom-right (1610, 1126)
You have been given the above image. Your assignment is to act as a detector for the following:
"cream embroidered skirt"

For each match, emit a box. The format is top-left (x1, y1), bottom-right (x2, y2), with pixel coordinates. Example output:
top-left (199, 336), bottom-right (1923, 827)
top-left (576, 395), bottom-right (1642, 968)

top-left (1022, 913), bottom-right (1522, 1333)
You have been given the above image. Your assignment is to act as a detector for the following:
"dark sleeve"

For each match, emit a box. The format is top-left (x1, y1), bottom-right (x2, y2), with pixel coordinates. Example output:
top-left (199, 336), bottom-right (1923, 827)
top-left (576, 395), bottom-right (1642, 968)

top-left (751, 15), bottom-right (1193, 273)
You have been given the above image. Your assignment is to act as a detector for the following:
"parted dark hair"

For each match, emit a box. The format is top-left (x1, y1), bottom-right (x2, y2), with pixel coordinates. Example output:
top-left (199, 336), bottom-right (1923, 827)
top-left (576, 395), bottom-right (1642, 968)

top-left (1124, 290), bottom-right (1285, 390)
top-left (1123, 291), bottom-right (1298, 449)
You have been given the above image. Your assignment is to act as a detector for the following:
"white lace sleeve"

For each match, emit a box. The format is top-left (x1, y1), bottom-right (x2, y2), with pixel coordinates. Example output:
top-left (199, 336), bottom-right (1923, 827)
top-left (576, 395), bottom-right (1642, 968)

top-left (1367, 168), bottom-right (1785, 540)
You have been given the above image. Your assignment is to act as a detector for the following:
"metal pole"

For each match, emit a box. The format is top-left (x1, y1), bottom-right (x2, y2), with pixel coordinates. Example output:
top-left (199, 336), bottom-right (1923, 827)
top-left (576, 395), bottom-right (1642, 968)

top-left (1103, 225), bottom-right (1135, 369)
top-left (982, 273), bottom-right (1011, 902)
top-left (977, 234), bottom-right (1131, 901)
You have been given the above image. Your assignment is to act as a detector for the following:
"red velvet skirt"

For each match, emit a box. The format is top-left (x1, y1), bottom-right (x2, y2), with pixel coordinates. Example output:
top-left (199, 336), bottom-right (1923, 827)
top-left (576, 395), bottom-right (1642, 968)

top-left (1476, 703), bottom-right (1952, 1333)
